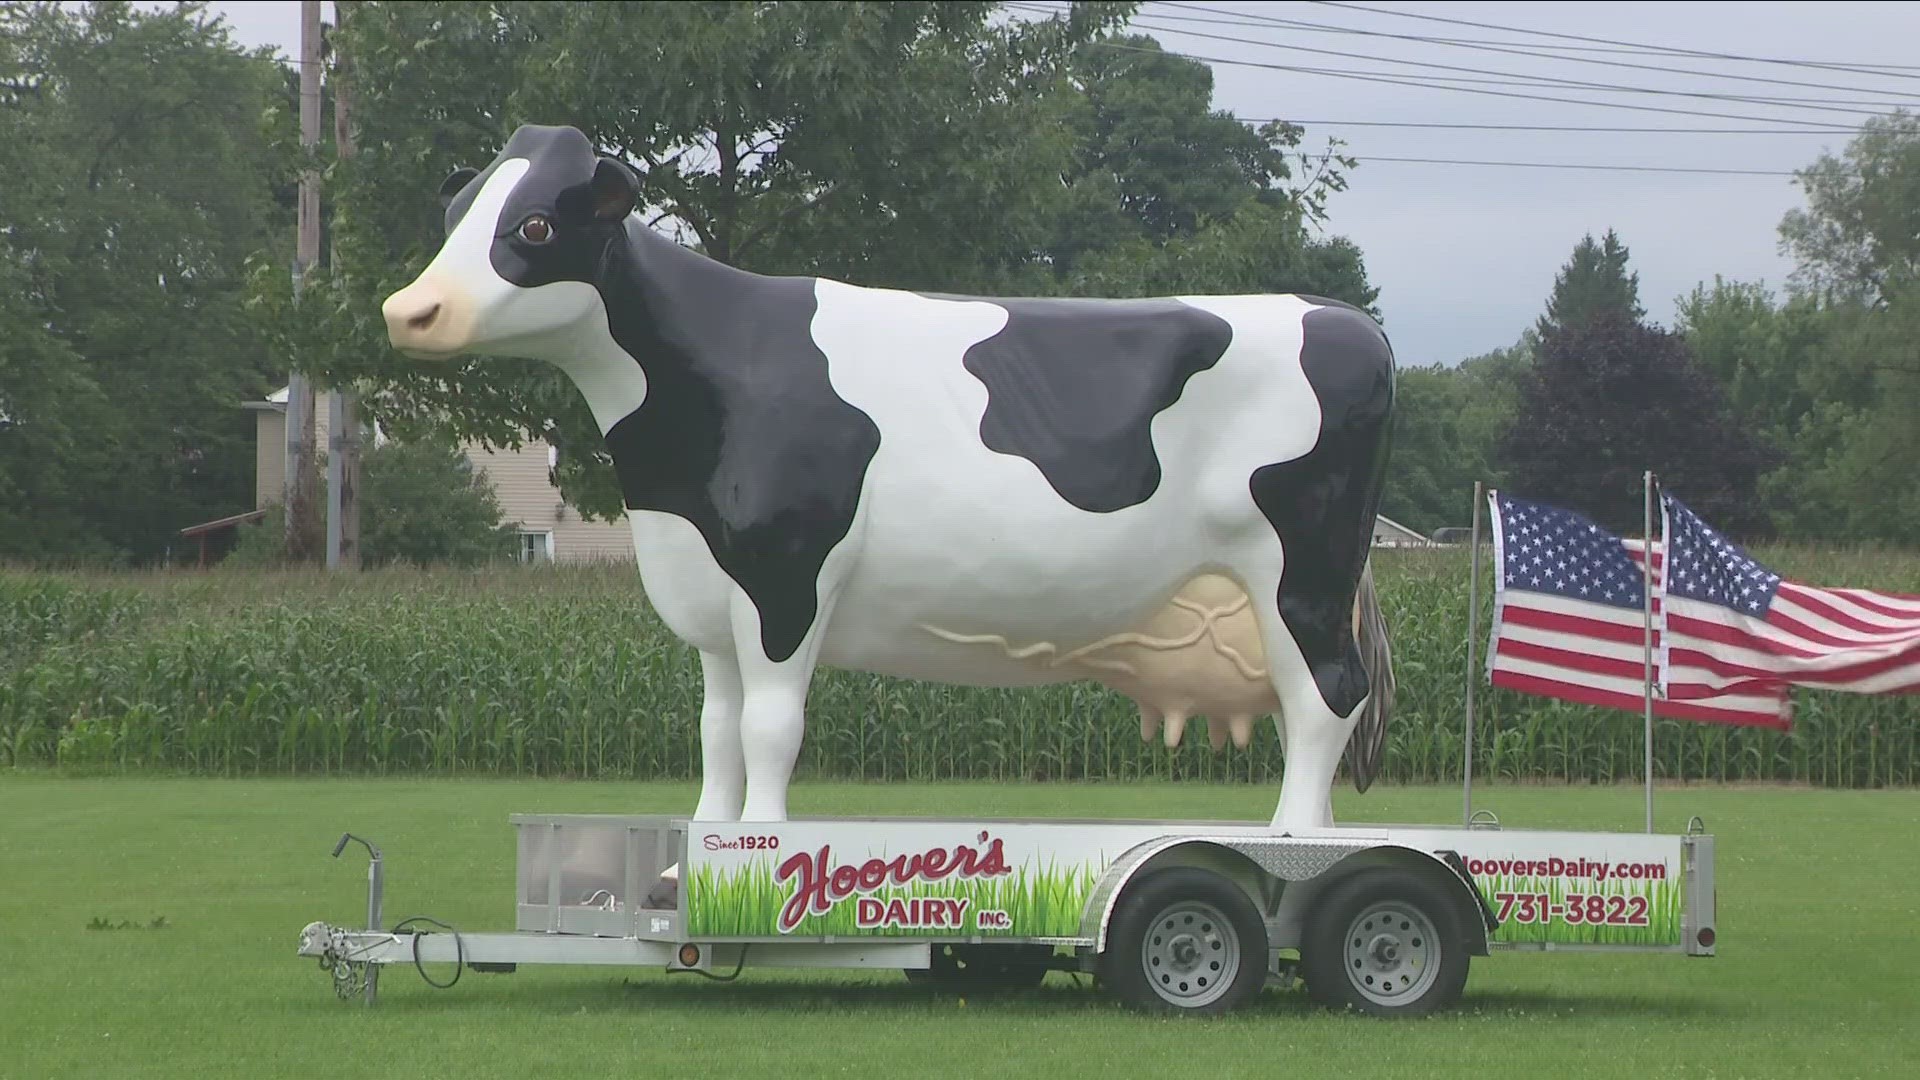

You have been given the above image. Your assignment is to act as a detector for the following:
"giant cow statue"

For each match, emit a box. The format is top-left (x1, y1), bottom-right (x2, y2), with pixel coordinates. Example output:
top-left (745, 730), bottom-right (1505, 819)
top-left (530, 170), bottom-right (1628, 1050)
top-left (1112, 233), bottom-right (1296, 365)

top-left (382, 124), bottom-right (1397, 832)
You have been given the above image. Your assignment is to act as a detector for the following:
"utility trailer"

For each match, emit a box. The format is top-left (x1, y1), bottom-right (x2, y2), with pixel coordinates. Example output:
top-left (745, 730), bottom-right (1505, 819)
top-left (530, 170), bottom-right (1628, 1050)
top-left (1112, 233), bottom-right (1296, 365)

top-left (298, 810), bottom-right (1715, 1017)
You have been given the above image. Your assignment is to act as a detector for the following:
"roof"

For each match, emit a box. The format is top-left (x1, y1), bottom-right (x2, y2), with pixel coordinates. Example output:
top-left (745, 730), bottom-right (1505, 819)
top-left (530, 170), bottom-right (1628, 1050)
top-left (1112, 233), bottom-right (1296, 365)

top-left (241, 385), bottom-right (289, 412)
top-left (179, 508), bottom-right (268, 537)
top-left (1373, 514), bottom-right (1432, 543)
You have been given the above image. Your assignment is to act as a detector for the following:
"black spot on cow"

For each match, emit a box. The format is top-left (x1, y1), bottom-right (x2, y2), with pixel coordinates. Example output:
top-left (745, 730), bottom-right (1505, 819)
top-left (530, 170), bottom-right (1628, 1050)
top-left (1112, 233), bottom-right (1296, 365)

top-left (932, 295), bottom-right (1233, 513)
top-left (599, 232), bottom-right (880, 665)
top-left (437, 125), bottom-right (880, 665)
top-left (1250, 301), bottom-right (1396, 718)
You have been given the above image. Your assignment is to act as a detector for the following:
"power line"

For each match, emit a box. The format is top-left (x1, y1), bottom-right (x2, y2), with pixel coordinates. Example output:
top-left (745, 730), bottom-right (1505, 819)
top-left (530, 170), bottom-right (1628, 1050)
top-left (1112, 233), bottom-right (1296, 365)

top-left (1086, 38), bottom-right (1870, 128)
top-left (1349, 155), bottom-right (1795, 177)
top-left (1013, 3), bottom-right (1903, 117)
top-left (1308, 0), bottom-right (1920, 81)
top-left (1090, 12), bottom-right (1907, 118)
top-left (1240, 119), bottom-right (1856, 135)
top-left (1144, 2), bottom-right (1920, 69)
top-left (1145, 1), bottom-right (1920, 102)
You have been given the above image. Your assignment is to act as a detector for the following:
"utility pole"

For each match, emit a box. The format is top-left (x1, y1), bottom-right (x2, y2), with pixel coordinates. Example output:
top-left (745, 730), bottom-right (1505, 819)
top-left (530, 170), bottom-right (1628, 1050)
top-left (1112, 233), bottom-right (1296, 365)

top-left (326, 0), bottom-right (361, 571)
top-left (285, 0), bottom-right (323, 562)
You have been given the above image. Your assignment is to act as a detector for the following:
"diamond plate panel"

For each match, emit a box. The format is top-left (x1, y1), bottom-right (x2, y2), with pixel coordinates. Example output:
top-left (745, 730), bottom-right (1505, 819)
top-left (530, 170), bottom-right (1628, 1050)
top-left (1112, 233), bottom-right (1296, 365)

top-left (1214, 839), bottom-right (1375, 881)
top-left (1080, 835), bottom-right (1385, 947)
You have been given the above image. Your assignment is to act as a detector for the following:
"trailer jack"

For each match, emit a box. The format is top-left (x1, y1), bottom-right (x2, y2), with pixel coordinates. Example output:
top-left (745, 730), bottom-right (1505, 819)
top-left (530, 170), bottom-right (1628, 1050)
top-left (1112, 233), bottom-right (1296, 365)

top-left (326, 832), bottom-right (383, 1004)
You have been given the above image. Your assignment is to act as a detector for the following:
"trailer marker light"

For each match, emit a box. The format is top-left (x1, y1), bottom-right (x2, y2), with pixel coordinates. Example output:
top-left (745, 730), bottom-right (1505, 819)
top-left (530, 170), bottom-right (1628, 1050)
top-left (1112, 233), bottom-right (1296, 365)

top-left (1697, 928), bottom-right (1715, 948)
top-left (678, 943), bottom-right (702, 967)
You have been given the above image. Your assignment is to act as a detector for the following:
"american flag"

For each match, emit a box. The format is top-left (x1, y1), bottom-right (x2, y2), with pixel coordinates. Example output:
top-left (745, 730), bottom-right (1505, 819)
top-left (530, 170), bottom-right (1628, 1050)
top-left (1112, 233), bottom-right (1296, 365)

top-left (1486, 490), bottom-right (1792, 728)
top-left (1658, 494), bottom-right (1920, 701)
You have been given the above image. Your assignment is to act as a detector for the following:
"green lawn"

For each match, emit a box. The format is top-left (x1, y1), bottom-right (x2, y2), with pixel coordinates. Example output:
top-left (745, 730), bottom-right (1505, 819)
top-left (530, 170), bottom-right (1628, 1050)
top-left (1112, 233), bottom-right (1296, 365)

top-left (2, 778), bottom-right (1915, 1078)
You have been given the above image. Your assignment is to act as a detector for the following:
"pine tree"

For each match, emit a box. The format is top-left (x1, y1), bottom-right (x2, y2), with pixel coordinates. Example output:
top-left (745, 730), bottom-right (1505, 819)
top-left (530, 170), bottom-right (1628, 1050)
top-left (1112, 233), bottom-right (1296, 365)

top-left (1536, 229), bottom-right (1645, 339)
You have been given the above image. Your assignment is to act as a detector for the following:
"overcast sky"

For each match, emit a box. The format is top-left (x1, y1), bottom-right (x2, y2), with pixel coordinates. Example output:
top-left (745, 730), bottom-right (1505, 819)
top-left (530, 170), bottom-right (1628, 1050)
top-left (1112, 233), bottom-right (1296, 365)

top-left (204, 0), bottom-right (1920, 366)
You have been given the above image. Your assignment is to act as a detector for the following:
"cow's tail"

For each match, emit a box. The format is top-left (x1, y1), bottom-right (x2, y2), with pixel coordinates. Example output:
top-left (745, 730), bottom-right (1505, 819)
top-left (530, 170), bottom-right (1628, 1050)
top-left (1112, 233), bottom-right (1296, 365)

top-left (1343, 557), bottom-right (1394, 794)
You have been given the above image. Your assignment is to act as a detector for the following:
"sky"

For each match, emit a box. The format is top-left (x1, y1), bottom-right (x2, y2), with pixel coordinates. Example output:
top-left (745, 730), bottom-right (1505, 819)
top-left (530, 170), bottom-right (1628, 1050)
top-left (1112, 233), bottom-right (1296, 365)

top-left (201, 0), bottom-right (1920, 367)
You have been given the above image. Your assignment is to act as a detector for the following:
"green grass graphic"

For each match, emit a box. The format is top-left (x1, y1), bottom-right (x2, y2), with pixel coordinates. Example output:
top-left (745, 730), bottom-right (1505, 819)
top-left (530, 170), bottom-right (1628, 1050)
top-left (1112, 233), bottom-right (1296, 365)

top-left (688, 856), bottom-right (1103, 938)
top-left (1477, 869), bottom-right (1685, 946)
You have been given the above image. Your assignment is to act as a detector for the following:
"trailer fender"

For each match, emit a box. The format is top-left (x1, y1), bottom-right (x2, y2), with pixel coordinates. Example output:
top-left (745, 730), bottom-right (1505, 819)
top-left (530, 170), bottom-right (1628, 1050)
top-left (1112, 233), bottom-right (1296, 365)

top-left (1082, 835), bottom-right (1378, 951)
top-left (1273, 845), bottom-right (1497, 956)
top-left (1082, 838), bottom-right (1496, 956)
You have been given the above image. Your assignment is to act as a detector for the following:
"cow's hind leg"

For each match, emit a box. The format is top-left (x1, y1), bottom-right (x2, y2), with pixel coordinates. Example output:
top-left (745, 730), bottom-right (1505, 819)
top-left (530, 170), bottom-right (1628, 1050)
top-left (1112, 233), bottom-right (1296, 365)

top-left (1226, 552), bottom-right (1368, 831)
top-left (1272, 715), bottom-right (1336, 829)
top-left (1242, 299), bottom-right (1395, 830)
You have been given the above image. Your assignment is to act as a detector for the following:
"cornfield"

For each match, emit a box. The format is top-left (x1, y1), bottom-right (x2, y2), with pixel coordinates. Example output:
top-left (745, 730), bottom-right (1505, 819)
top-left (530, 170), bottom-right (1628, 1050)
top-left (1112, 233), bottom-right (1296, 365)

top-left (4, 545), bottom-right (1917, 786)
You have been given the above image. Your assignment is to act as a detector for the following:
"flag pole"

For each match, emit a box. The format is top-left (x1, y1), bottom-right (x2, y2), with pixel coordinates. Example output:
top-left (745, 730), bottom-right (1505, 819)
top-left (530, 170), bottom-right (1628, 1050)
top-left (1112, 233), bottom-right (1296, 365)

top-left (1642, 470), bottom-right (1656, 834)
top-left (1464, 481), bottom-right (1484, 826)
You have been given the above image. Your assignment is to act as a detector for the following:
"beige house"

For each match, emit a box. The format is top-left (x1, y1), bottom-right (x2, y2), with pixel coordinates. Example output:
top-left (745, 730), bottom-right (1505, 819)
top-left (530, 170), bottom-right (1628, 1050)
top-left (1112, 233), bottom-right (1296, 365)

top-left (245, 386), bottom-right (633, 564)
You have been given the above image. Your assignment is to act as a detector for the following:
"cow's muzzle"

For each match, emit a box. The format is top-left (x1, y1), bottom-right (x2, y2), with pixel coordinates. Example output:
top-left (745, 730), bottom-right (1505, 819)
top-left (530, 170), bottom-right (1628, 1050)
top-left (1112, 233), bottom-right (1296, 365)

top-left (382, 280), bottom-right (467, 360)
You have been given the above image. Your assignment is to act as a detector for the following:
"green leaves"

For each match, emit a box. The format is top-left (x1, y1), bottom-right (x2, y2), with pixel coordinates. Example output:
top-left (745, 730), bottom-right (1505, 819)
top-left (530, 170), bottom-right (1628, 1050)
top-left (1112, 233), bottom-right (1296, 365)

top-left (1780, 109), bottom-right (1920, 305)
top-left (0, 1), bottom-right (294, 563)
top-left (1501, 307), bottom-right (1778, 537)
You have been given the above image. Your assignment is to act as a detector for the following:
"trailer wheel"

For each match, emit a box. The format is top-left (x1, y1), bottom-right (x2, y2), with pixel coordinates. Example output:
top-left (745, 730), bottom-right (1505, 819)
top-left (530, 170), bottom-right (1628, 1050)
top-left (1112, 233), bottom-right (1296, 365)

top-left (1099, 867), bottom-right (1267, 1015)
top-left (1299, 867), bottom-right (1470, 1018)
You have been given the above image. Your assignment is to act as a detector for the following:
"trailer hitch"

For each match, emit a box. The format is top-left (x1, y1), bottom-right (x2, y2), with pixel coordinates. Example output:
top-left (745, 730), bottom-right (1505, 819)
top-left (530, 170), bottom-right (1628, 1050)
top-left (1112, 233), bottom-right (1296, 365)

top-left (304, 921), bottom-right (374, 1002)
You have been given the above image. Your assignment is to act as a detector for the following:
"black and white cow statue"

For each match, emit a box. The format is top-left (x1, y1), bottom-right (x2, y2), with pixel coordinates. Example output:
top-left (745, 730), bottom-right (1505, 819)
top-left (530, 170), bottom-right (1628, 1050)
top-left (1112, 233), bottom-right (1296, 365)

top-left (382, 124), bottom-right (1397, 832)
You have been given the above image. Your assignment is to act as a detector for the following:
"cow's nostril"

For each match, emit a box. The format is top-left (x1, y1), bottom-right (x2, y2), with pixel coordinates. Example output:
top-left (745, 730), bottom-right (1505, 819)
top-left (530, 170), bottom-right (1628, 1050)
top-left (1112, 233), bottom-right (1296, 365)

top-left (407, 303), bottom-right (441, 331)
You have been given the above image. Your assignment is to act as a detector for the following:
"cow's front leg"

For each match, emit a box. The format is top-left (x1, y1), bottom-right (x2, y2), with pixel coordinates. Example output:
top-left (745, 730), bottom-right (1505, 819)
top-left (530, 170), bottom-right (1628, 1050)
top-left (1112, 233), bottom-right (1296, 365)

top-left (729, 589), bottom-right (838, 824)
top-left (691, 650), bottom-right (745, 821)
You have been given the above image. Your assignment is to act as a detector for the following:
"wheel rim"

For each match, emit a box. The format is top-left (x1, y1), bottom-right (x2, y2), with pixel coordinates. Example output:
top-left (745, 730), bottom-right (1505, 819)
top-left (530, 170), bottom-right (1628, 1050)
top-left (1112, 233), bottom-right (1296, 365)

top-left (1139, 900), bottom-right (1240, 1008)
top-left (1342, 900), bottom-right (1441, 1007)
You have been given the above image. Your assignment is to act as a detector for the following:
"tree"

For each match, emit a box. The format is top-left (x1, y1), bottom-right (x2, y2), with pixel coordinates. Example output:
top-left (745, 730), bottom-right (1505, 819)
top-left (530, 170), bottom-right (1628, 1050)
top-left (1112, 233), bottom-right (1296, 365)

top-left (1046, 34), bottom-right (1310, 268)
top-left (1535, 229), bottom-right (1644, 339)
top-left (356, 441), bottom-right (519, 566)
top-left (1779, 110), bottom-right (1920, 304)
top-left (1673, 277), bottom-right (1828, 447)
top-left (1039, 33), bottom-right (1367, 307)
top-left (1071, 198), bottom-right (1378, 312)
top-left (1759, 297), bottom-right (1920, 540)
top-left (1498, 310), bottom-right (1778, 537)
top-left (0, 0), bottom-right (293, 564)
top-left (1378, 364), bottom-right (1472, 535)
top-left (1379, 336), bottom-right (1530, 534)
top-left (1763, 110), bottom-right (1920, 538)
top-left (0, 263), bottom-right (119, 563)
top-left (226, 439), bottom-right (517, 568)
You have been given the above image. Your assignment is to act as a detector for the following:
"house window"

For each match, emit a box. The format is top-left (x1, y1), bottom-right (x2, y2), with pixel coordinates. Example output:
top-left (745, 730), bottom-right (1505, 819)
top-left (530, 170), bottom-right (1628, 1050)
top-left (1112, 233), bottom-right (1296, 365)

top-left (518, 530), bottom-right (554, 563)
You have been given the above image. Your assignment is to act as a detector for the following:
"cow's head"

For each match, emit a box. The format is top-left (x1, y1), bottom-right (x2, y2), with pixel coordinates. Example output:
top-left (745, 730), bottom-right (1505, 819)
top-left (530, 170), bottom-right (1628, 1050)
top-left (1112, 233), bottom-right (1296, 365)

top-left (382, 124), bottom-right (640, 362)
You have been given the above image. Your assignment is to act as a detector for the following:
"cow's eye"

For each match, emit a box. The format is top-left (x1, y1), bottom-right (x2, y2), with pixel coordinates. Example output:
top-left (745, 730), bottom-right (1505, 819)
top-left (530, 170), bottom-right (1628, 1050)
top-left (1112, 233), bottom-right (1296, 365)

top-left (516, 216), bottom-right (554, 244)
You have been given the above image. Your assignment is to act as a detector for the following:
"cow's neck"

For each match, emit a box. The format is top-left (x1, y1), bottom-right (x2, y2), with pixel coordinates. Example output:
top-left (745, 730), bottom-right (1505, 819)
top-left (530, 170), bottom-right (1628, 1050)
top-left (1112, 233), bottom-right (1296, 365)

top-left (551, 223), bottom-right (767, 435)
top-left (611, 223), bottom-right (767, 370)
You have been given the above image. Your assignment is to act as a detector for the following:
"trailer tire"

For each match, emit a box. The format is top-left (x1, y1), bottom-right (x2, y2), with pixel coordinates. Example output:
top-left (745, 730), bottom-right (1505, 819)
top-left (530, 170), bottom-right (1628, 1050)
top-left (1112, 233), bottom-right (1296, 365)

top-left (1098, 867), bottom-right (1268, 1015)
top-left (1299, 866), bottom-right (1470, 1018)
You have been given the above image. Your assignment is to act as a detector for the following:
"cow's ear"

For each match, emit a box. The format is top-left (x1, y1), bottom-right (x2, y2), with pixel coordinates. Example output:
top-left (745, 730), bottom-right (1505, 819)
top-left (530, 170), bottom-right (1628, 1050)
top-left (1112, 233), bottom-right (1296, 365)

top-left (589, 157), bottom-right (639, 222)
top-left (437, 166), bottom-right (479, 208)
